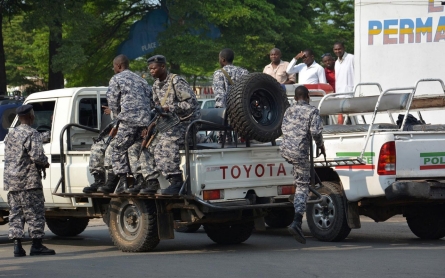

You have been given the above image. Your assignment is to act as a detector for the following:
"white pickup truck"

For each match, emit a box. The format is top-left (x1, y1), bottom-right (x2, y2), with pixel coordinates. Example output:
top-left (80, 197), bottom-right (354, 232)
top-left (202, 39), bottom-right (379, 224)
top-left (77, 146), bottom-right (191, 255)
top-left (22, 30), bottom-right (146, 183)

top-left (0, 73), bottom-right (340, 252)
top-left (301, 79), bottom-right (445, 242)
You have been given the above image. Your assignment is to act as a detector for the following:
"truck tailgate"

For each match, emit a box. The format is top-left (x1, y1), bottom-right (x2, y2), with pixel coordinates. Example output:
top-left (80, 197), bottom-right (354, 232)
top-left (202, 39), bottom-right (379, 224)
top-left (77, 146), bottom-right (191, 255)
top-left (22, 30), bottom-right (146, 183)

top-left (395, 131), bottom-right (445, 178)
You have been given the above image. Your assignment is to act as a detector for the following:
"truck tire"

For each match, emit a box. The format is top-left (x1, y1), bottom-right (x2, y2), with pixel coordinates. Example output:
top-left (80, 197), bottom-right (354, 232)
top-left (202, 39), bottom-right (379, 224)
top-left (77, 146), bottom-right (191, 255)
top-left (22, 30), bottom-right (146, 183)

top-left (226, 73), bottom-right (289, 142)
top-left (108, 198), bottom-right (160, 252)
top-left (406, 214), bottom-right (445, 240)
top-left (175, 224), bottom-right (201, 233)
top-left (46, 217), bottom-right (89, 237)
top-left (306, 181), bottom-right (351, 242)
top-left (203, 221), bottom-right (254, 244)
top-left (264, 208), bottom-right (295, 228)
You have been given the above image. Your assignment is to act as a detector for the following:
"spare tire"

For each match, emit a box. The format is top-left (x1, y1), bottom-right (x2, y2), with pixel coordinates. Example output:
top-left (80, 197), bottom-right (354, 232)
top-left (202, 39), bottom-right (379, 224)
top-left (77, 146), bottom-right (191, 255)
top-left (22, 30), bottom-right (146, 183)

top-left (226, 73), bottom-right (290, 142)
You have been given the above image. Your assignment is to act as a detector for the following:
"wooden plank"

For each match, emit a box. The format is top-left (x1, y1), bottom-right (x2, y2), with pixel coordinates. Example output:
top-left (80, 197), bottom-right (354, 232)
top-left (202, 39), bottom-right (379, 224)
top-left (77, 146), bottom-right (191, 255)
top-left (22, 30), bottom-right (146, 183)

top-left (411, 95), bottom-right (445, 109)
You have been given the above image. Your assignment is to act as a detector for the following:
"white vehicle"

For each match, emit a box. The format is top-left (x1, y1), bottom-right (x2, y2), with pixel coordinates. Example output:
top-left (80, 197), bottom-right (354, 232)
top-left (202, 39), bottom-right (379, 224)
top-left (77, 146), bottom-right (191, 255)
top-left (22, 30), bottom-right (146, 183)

top-left (0, 73), bottom-right (336, 251)
top-left (303, 79), bottom-right (445, 241)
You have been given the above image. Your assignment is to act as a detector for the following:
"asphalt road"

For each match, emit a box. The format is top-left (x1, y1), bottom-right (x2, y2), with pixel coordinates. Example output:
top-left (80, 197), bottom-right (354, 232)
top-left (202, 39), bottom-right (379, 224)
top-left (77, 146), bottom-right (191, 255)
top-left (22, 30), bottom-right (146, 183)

top-left (0, 216), bottom-right (444, 278)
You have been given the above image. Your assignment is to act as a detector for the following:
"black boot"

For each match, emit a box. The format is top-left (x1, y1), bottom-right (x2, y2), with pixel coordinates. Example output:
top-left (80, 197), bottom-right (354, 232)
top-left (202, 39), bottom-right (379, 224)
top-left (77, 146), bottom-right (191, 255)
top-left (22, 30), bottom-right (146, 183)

top-left (125, 175), bottom-right (144, 194)
top-left (115, 175), bottom-right (129, 194)
top-left (30, 238), bottom-right (56, 256)
top-left (83, 172), bottom-right (105, 193)
top-left (97, 172), bottom-right (119, 193)
top-left (161, 174), bottom-right (183, 195)
top-left (13, 239), bottom-right (26, 257)
top-left (288, 213), bottom-right (306, 244)
top-left (139, 178), bottom-right (159, 195)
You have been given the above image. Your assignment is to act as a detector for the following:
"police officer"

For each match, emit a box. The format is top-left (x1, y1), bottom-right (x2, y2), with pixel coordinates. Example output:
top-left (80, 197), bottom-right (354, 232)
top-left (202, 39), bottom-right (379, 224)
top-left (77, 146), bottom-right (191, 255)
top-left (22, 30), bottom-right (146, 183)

top-left (4, 104), bottom-right (55, 257)
top-left (106, 54), bottom-right (152, 192)
top-left (280, 86), bottom-right (325, 244)
top-left (212, 48), bottom-right (248, 143)
top-left (143, 55), bottom-right (200, 195)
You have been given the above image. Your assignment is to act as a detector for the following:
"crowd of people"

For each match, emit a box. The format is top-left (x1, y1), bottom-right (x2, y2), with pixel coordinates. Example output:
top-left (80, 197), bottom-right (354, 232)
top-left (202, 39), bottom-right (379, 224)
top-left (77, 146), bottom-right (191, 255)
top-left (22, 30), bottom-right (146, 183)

top-left (262, 42), bottom-right (354, 94)
top-left (3, 43), bottom-right (354, 257)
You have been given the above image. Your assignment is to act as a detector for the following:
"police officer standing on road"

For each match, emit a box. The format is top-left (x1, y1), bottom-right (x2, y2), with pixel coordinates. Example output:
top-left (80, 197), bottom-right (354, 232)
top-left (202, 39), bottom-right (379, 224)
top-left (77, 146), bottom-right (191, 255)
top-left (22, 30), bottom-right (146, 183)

top-left (104, 54), bottom-right (152, 193)
top-left (142, 55), bottom-right (200, 195)
top-left (4, 104), bottom-right (55, 257)
top-left (280, 86), bottom-right (325, 244)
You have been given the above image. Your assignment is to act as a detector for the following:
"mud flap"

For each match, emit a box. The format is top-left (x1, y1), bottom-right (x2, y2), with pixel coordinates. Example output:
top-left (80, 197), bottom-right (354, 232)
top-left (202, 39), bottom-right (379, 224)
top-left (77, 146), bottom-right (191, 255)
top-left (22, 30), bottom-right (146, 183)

top-left (157, 212), bottom-right (175, 239)
top-left (346, 202), bottom-right (361, 229)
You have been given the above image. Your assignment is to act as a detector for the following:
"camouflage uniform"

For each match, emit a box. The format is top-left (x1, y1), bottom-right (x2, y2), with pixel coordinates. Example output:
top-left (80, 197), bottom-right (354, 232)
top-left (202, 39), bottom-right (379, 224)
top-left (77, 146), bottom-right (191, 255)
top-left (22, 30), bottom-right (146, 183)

top-left (104, 138), bottom-right (141, 175)
top-left (212, 64), bottom-right (249, 108)
top-left (142, 73), bottom-right (200, 180)
top-left (280, 100), bottom-right (324, 216)
top-left (106, 69), bottom-right (152, 175)
top-left (4, 124), bottom-right (48, 239)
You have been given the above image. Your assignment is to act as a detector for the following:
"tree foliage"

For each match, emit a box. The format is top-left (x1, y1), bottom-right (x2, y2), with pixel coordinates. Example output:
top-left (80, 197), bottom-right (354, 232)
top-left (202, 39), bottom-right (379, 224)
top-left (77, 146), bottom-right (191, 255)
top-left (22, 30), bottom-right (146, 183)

top-left (1, 0), bottom-right (354, 93)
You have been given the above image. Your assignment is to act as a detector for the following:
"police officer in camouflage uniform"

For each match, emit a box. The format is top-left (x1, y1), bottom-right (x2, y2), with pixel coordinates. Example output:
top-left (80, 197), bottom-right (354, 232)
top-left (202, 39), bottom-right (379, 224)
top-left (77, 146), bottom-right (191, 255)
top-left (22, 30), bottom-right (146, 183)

top-left (212, 48), bottom-right (248, 142)
top-left (105, 54), bottom-right (152, 192)
top-left (143, 55), bottom-right (200, 195)
top-left (4, 105), bottom-right (55, 257)
top-left (83, 106), bottom-right (119, 193)
top-left (280, 86), bottom-right (325, 244)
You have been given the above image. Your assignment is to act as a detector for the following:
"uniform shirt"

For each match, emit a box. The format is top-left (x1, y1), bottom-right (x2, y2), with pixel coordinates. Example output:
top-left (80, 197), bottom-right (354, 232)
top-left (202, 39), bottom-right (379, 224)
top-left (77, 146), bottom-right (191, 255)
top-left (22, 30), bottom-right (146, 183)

top-left (335, 52), bottom-right (354, 93)
top-left (286, 59), bottom-right (327, 84)
top-left (325, 67), bottom-right (336, 92)
top-left (213, 64), bottom-right (249, 108)
top-left (263, 60), bottom-right (296, 84)
top-left (152, 73), bottom-right (201, 123)
top-left (280, 100), bottom-right (324, 162)
top-left (4, 124), bottom-right (48, 191)
top-left (106, 69), bottom-right (152, 126)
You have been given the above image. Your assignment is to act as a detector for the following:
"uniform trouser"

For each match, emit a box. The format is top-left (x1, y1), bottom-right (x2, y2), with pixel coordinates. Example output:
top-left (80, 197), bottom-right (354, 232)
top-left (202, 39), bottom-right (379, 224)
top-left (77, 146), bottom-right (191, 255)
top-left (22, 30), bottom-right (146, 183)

top-left (141, 124), bottom-right (186, 180)
top-left (105, 139), bottom-right (141, 175)
top-left (111, 123), bottom-right (140, 175)
top-left (8, 189), bottom-right (45, 239)
top-left (292, 162), bottom-right (311, 216)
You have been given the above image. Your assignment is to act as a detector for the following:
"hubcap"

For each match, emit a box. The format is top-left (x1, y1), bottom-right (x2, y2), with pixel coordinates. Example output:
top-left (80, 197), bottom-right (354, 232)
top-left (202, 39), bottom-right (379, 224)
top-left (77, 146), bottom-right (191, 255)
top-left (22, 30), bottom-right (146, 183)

top-left (117, 202), bottom-right (141, 240)
top-left (249, 89), bottom-right (278, 126)
top-left (312, 195), bottom-right (336, 230)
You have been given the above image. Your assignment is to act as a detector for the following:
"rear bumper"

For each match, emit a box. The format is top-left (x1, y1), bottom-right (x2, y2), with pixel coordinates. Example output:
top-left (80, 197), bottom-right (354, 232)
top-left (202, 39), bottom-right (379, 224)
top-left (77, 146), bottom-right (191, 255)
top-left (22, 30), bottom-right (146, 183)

top-left (385, 180), bottom-right (445, 200)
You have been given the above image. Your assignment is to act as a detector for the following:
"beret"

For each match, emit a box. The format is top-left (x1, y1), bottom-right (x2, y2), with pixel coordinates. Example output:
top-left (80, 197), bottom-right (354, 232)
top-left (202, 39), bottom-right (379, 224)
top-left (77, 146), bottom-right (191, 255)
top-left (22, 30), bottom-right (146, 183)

top-left (147, 55), bottom-right (166, 65)
top-left (16, 104), bottom-right (33, 115)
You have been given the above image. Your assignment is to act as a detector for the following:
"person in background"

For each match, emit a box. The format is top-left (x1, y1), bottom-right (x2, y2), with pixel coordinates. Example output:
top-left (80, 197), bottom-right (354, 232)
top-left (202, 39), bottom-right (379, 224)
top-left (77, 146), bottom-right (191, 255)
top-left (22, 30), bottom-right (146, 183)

top-left (286, 49), bottom-right (326, 84)
top-left (263, 48), bottom-right (295, 84)
top-left (321, 53), bottom-right (336, 92)
top-left (333, 42), bottom-right (354, 93)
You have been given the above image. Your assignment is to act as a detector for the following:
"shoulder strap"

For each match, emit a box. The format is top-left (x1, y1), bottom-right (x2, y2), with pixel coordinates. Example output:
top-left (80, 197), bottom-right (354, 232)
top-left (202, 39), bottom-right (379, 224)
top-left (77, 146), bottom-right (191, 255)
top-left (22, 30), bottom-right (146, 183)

top-left (221, 68), bottom-right (234, 85)
top-left (161, 74), bottom-right (177, 106)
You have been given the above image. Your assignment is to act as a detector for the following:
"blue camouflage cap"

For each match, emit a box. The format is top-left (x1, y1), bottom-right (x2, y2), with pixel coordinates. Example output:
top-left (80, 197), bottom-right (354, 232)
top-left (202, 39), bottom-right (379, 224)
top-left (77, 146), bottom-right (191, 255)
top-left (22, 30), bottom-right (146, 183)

top-left (16, 104), bottom-right (33, 115)
top-left (147, 55), bottom-right (166, 65)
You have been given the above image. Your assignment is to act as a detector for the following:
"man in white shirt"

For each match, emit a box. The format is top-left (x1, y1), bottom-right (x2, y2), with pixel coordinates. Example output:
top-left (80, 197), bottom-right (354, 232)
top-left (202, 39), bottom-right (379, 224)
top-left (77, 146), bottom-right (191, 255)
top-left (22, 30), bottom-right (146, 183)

top-left (286, 49), bottom-right (326, 84)
top-left (333, 42), bottom-right (354, 93)
top-left (263, 48), bottom-right (295, 84)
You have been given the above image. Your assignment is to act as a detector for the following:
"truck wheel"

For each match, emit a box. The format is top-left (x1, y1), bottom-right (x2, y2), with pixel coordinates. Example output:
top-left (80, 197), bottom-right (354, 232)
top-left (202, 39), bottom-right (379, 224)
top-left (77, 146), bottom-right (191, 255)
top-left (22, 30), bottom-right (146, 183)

top-left (108, 198), bottom-right (160, 252)
top-left (46, 217), bottom-right (89, 237)
top-left (264, 208), bottom-right (295, 228)
top-left (203, 221), bottom-right (254, 244)
top-left (406, 214), bottom-right (445, 239)
top-left (306, 181), bottom-right (351, 242)
top-left (226, 73), bottom-right (289, 142)
top-left (175, 223), bottom-right (201, 233)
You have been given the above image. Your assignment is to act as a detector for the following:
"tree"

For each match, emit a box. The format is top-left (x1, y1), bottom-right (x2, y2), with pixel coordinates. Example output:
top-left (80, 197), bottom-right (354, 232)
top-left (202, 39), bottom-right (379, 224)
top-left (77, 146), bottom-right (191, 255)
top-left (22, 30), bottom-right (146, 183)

top-left (0, 0), bottom-right (27, 93)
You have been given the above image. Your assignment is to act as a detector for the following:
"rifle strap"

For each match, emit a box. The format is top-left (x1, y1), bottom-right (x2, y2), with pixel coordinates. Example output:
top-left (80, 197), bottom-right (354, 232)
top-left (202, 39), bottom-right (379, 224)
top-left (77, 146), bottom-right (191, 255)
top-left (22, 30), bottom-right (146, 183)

top-left (221, 69), bottom-right (234, 85)
top-left (161, 74), bottom-right (177, 107)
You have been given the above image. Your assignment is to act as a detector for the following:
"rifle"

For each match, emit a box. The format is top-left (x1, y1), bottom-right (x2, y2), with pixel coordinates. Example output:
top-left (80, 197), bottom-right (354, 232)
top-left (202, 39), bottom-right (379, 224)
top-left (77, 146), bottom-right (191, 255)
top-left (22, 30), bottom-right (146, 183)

top-left (138, 107), bottom-right (180, 159)
top-left (99, 120), bottom-right (120, 153)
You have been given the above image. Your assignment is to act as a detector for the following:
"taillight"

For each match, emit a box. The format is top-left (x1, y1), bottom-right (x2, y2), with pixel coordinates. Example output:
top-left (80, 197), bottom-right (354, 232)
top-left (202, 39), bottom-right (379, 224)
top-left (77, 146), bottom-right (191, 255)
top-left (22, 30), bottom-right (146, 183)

top-left (277, 185), bottom-right (295, 195)
top-left (377, 141), bottom-right (396, 175)
top-left (203, 189), bottom-right (224, 200)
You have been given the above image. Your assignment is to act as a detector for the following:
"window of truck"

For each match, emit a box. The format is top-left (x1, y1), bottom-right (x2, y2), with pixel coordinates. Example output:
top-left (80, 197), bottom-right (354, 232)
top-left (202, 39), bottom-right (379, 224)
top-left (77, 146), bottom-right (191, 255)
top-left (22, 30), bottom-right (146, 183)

top-left (77, 97), bottom-right (107, 128)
